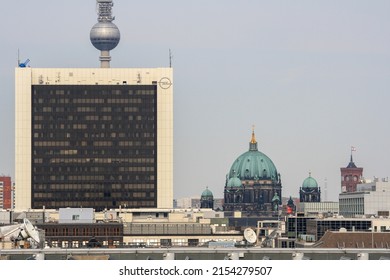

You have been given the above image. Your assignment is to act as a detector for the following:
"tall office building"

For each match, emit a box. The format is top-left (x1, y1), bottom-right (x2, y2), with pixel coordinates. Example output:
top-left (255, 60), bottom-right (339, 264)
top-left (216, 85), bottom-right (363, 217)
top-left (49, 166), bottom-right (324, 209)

top-left (15, 0), bottom-right (173, 211)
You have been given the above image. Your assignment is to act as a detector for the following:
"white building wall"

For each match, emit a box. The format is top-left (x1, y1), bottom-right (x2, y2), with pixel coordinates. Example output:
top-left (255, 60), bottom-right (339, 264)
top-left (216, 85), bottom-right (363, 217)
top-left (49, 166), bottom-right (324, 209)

top-left (372, 219), bottom-right (390, 232)
top-left (15, 68), bottom-right (32, 211)
top-left (364, 181), bottom-right (390, 216)
top-left (0, 211), bottom-right (12, 224)
top-left (298, 202), bottom-right (339, 215)
top-left (58, 208), bottom-right (94, 224)
top-left (15, 68), bottom-right (173, 210)
top-left (174, 197), bottom-right (201, 209)
top-left (339, 181), bottom-right (390, 217)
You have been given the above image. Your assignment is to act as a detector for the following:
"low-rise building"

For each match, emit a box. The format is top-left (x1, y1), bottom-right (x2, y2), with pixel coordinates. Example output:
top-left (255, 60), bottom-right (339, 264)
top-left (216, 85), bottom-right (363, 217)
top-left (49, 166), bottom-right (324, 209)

top-left (339, 179), bottom-right (390, 217)
top-left (286, 215), bottom-right (390, 244)
top-left (316, 231), bottom-right (390, 248)
top-left (2, 208), bottom-right (243, 248)
top-left (297, 202), bottom-right (339, 216)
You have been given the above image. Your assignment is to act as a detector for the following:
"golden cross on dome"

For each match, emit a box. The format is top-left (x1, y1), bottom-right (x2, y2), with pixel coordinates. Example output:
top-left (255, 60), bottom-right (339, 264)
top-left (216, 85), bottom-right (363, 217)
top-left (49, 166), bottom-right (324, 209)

top-left (250, 125), bottom-right (257, 144)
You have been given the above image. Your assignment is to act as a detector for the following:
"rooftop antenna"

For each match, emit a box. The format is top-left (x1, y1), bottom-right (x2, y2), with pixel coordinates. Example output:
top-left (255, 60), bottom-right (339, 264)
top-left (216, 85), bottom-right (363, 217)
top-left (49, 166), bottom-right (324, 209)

top-left (17, 49), bottom-right (30, 68)
top-left (90, 0), bottom-right (120, 68)
top-left (324, 177), bottom-right (328, 201)
top-left (169, 49), bottom-right (173, 68)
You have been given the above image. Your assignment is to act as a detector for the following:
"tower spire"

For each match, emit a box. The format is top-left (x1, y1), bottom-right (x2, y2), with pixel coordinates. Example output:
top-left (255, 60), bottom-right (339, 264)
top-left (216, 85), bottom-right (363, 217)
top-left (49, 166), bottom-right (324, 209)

top-left (250, 125), bottom-right (256, 144)
top-left (346, 146), bottom-right (357, 168)
top-left (249, 126), bottom-right (258, 151)
top-left (350, 146), bottom-right (356, 163)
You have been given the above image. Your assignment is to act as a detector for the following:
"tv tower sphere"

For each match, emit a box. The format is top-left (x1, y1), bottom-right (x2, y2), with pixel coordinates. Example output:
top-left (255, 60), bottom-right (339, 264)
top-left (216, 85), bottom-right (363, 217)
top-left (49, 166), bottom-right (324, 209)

top-left (90, 21), bottom-right (120, 51)
top-left (90, 0), bottom-right (120, 68)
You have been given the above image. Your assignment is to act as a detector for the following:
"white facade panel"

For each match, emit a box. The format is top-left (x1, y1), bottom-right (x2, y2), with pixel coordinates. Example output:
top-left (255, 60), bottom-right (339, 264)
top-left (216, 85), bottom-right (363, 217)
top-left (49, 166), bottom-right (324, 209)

top-left (339, 181), bottom-right (390, 217)
top-left (59, 208), bottom-right (94, 224)
top-left (15, 68), bottom-right (32, 211)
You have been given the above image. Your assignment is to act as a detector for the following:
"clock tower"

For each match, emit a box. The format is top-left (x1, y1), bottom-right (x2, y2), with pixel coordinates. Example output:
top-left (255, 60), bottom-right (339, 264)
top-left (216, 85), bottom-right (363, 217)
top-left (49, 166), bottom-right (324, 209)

top-left (340, 148), bottom-right (363, 193)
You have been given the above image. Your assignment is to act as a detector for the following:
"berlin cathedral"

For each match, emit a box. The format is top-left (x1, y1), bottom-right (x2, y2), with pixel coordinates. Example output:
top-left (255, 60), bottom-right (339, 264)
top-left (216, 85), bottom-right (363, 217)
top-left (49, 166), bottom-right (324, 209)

top-left (223, 130), bottom-right (282, 215)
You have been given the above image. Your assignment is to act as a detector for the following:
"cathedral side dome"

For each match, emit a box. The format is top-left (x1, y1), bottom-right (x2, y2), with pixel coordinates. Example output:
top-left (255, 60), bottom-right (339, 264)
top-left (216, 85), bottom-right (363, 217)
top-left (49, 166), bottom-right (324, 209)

top-left (201, 187), bottom-right (214, 199)
top-left (200, 187), bottom-right (214, 209)
top-left (302, 173), bottom-right (318, 188)
top-left (227, 172), bottom-right (242, 187)
top-left (300, 172), bottom-right (321, 202)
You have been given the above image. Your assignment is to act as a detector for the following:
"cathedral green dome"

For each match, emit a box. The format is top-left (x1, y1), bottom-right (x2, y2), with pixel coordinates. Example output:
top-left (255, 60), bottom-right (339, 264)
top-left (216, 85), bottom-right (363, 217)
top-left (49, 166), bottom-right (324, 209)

top-left (201, 187), bottom-right (214, 198)
top-left (228, 131), bottom-right (279, 182)
top-left (302, 173), bottom-right (318, 188)
top-left (227, 173), bottom-right (242, 187)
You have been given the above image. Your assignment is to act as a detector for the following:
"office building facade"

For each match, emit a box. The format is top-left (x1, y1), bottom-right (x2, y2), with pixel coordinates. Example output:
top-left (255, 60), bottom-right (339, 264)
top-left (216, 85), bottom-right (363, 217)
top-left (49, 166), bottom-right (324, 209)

top-left (339, 180), bottom-right (390, 217)
top-left (15, 68), bottom-right (173, 211)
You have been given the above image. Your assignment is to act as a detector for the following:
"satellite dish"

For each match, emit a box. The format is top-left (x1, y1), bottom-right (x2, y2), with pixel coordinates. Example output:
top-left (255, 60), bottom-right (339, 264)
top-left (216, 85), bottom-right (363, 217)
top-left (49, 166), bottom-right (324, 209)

top-left (243, 228), bottom-right (257, 244)
top-left (22, 218), bottom-right (40, 244)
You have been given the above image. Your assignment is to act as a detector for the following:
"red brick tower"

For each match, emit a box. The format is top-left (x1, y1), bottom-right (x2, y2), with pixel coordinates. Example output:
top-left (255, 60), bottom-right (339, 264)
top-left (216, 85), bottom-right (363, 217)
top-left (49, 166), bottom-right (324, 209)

top-left (340, 148), bottom-right (363, 193)
top-left (0, 176), bottom-right (12, 209)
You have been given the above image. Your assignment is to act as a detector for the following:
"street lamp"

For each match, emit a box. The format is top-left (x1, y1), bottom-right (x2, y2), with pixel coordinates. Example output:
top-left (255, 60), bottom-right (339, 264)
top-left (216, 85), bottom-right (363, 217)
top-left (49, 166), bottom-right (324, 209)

top-left (368, 227), bottom-right (374, 248)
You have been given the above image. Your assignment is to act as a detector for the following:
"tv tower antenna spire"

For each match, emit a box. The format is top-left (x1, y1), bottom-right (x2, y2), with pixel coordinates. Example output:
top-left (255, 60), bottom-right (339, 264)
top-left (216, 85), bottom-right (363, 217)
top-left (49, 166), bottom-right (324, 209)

top-left (324, 177), bottom-right (328, 201)
top-left (90, 0), bottom-right (120, 68)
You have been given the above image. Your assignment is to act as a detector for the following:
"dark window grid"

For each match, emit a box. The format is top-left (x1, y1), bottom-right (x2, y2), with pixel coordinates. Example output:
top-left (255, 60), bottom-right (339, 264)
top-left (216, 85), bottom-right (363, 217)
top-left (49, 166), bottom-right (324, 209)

top-left (31, 85), bottom-right (158, 210)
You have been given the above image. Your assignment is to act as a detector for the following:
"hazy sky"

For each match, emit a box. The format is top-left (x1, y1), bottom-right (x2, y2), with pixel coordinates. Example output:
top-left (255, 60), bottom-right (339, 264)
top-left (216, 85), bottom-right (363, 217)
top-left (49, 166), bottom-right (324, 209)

top-left (1, 0), bottom-right (389, 202)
